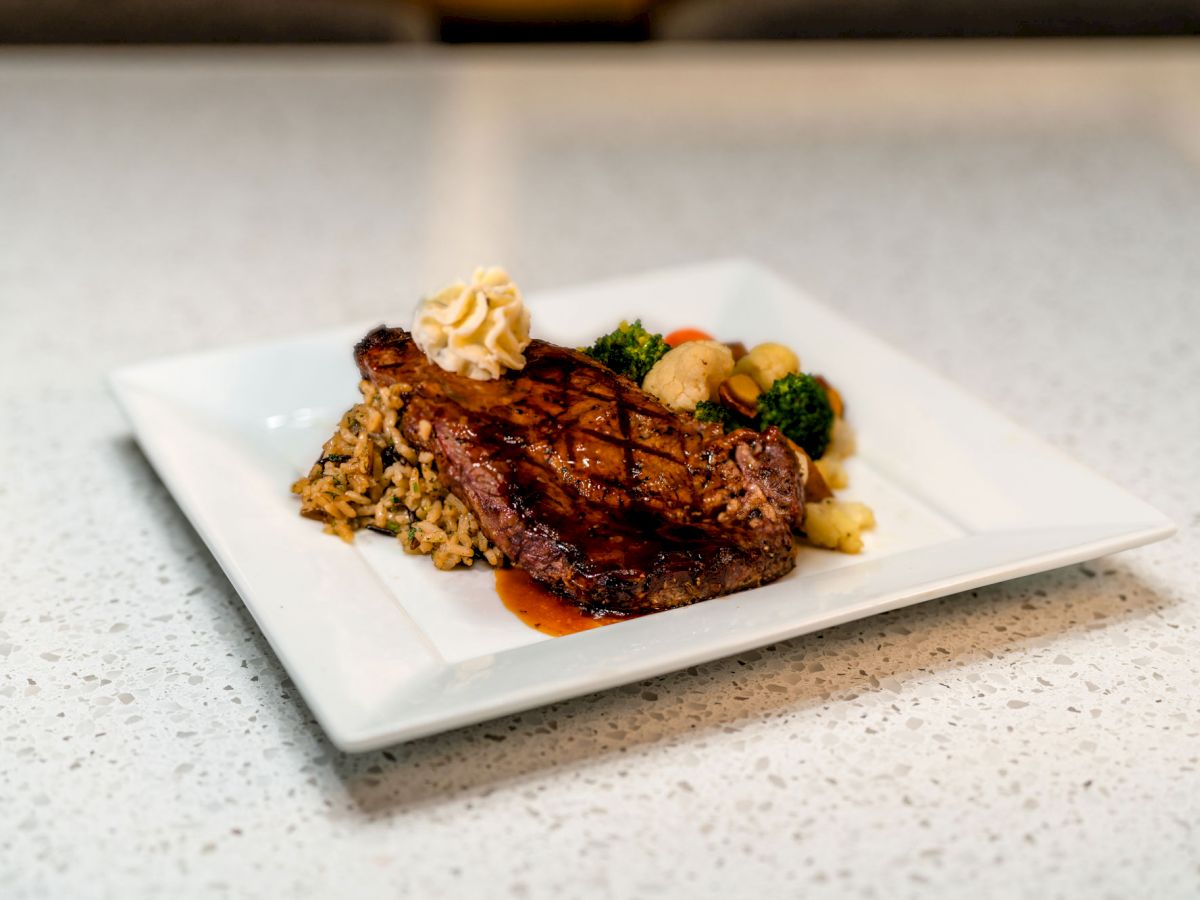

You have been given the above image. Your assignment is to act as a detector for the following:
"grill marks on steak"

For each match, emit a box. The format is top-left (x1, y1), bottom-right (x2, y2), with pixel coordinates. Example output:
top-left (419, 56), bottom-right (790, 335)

top-left (355, 326), bottom-right (805, 612)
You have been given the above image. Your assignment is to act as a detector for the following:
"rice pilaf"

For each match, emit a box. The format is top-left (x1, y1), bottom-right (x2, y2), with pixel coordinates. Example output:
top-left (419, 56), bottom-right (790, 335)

top-left (291, 379), bottom-right (503, 571)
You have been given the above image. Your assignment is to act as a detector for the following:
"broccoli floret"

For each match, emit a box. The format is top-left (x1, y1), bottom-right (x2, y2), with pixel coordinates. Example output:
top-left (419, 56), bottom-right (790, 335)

top-left (693, 400), bottom-right (736, 429)
top-left (582, 319), bottom-right (670, 384)
top-left (694, 400), bottom-right (753, 433)
top-left (757, 373), bottom-right (834, 458)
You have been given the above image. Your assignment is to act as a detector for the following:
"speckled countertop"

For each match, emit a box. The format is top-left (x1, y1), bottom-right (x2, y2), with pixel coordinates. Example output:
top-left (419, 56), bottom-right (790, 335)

top-left (2, 42), bottom-right (1198, 899)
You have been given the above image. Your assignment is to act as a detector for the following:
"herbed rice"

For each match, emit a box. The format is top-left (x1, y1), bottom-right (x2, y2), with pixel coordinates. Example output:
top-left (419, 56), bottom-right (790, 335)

top-left (291, 379), bottom-right (503, 571)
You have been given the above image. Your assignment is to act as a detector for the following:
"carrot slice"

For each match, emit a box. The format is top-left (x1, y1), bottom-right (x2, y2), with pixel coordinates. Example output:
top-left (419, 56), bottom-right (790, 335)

top-left (664, 327), bottom-right (715, 347)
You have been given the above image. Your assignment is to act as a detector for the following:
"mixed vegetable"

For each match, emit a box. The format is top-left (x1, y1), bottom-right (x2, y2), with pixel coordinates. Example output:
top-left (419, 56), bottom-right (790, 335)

top-left (693, 399), bottom-right (748, 431)
top-left (757, 373), bottom-right (835, 460)
top-left (583, 321), bottom-right (836, 458)
top-left (581, 320), bottom-right (670, 384)
top-left (582, 319), bottom-right (875, 553)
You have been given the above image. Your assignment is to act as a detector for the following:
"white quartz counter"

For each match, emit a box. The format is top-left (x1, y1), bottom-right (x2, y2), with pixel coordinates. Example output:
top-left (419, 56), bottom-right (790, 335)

top-left (2, 42), bottom-right (1198, 899)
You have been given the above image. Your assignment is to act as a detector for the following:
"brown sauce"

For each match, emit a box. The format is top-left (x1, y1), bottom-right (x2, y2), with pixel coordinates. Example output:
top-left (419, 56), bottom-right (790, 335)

top-left (495, 568), bottom-right (631, 637)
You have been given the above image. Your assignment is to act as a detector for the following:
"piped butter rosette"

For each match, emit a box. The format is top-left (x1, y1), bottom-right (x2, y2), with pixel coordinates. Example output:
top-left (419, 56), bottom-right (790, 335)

top-left (411, 267), bottom-right (532, 380)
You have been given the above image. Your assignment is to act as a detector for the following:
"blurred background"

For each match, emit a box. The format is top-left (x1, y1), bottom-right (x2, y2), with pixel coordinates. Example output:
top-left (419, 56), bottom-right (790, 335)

top-left (2, 0), bottom-right (1197, 43)
top-left (4, 1), bottom-right (1200, 898)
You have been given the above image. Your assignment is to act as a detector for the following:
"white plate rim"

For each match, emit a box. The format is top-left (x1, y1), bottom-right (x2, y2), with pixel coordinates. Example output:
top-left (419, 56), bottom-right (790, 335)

top-left (109, 259), bottom-right (1175, 751)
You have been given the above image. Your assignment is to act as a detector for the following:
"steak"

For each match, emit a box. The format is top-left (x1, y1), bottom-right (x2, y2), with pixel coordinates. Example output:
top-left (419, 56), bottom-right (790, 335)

top-left (355, 326), bottom-right (807, 613)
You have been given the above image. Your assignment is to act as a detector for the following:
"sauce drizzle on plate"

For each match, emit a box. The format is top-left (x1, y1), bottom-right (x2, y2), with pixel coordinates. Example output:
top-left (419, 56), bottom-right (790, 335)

top-left (495, 568), bottom-right (631, 636)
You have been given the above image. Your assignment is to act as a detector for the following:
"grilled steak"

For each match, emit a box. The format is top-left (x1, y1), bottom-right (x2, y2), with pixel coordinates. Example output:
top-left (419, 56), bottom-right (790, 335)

top-left (355, 326), bottom-right (807, 613)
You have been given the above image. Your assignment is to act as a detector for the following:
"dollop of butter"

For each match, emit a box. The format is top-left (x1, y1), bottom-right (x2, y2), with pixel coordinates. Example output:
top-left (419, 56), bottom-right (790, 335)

top-left (412, 267), bottom-right (532, 380)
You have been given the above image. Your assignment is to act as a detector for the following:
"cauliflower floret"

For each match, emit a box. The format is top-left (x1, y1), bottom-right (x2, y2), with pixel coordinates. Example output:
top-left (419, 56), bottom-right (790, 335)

top-left (733, 342), bottom-right (800, 391)
top-left (641, 340), bottom-right (734, 412)
top-left (814, 455), bottom-right (849, 490)
top-left (804, 498), bottom-right (876, 554)
top-left (826, 417), bottom-right (857, 460)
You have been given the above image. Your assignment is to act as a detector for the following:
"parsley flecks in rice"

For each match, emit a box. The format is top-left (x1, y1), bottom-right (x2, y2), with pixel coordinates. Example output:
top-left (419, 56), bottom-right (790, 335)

top-left (291, 380), bottom-right (504, 571)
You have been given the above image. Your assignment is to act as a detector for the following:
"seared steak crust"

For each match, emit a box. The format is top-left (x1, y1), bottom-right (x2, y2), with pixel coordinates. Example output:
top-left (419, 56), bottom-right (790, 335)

top-left (355, 326), bottom-right (805, 612)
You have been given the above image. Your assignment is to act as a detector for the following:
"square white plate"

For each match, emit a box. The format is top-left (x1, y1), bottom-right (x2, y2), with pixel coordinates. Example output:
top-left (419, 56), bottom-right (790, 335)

top-left (110, 260), bottom-right (1174, 752)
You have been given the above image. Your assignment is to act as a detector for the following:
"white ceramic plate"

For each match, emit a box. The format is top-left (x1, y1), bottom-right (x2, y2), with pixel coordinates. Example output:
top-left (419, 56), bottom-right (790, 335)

top-left (110, 260), bottom-right (1174, 752)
